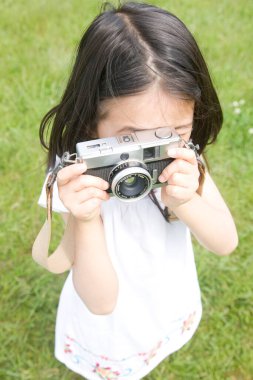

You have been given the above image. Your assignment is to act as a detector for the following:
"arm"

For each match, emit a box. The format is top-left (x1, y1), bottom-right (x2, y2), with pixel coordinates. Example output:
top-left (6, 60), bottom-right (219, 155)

top-left (159, 148), bottom-right (238, 255)
top-left (170, 172), bottom-right (238, 255)
top-left (72, 215), bottom-right (118, 315)
top-left (57, 164), bottom-right (118, 315)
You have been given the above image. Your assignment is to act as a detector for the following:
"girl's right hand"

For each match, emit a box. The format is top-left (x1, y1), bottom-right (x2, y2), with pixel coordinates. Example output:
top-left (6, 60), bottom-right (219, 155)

top-left (57, 162), bottom-right (110, 222)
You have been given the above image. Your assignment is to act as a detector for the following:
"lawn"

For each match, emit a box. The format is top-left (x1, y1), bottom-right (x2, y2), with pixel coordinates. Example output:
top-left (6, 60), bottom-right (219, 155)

top-left (0, 0), bottom-right (252, 379)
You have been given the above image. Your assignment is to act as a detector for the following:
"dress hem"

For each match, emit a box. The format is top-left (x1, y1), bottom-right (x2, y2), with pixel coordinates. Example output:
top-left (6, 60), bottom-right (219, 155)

top-left (55, 304), bottom-right (202, 380)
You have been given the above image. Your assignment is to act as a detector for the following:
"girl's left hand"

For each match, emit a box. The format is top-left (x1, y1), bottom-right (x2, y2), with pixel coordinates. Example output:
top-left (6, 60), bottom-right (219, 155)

top-left (158, 147), bottom-right (200, 211)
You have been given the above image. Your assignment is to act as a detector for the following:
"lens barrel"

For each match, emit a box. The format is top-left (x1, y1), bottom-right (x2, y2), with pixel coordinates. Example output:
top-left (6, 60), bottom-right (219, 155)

top-left (109, 161), bottom-right (152, 202)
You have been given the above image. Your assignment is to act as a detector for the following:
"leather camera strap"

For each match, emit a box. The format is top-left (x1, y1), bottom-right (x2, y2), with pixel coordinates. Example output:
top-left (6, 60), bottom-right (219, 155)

top-left (32, 173), bottom-right (75, 273)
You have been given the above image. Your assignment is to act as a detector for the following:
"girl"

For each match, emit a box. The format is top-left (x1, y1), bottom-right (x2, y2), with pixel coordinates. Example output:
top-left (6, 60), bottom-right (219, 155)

top-left (37, 2), bottom-right (238, 379)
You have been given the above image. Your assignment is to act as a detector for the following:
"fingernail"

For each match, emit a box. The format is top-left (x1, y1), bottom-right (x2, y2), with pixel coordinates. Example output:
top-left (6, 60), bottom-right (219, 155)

top-left (167, 148), bottom-right (177, 157)
top-left (80, 163), bottom-right (87, 171)
top-left (77, 161), bottom-right (86, 166)
top-left (159, 174), bottom-right (166, 183)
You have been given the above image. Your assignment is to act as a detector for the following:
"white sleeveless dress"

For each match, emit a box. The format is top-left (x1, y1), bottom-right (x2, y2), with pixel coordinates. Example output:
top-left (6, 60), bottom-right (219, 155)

top-left (38, 180), bottom-right (202, 380)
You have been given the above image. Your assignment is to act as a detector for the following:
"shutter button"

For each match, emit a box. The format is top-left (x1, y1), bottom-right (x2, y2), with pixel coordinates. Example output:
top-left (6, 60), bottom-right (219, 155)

top-left (155, 127), bottom-right (172, 139)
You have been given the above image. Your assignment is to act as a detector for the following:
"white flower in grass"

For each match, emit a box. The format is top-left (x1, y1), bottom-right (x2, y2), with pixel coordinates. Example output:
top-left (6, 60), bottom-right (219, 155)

top-left (231, 99), bottom-right (245, 108)
top-left (248, 128), bottom-right (253, 135)
top-left (231, 99), bottom-right (245, 113)
top-left (234, 107), bottom-right (241, 115)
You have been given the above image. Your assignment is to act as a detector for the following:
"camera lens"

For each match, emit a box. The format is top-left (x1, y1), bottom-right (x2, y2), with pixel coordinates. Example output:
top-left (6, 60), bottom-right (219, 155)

top-left (118, 174), bottom-right (147, 198)
top-left (124, 177), bottom-right (136, 185)
top-left (109, 161), bottom-right (152, 202)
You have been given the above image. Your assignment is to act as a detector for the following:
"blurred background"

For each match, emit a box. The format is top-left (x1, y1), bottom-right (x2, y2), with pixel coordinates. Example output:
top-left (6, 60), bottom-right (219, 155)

top-left (0, 0), bottom-right (252, 379)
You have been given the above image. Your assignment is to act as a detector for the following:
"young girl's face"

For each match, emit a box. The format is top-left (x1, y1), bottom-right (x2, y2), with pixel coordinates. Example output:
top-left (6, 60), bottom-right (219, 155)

top-left (96, 85), bottom-right (194, 142)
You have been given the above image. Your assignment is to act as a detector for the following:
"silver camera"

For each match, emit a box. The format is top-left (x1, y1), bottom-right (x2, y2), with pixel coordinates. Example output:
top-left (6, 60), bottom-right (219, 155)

top-left (75, 127), bottom-right (181, 202)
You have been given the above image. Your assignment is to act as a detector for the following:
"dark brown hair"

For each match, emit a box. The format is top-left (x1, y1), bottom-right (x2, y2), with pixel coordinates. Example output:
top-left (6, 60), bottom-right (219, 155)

top-left (40, 1), bottom-right (223, 170)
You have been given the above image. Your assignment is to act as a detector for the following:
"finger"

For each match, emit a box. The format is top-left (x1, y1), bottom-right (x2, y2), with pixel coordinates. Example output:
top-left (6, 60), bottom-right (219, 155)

top-left (75, 187), bottom-right (110, 203)
top-left (62, 188), bottom-right (109, 213)
top-left (167, 172), bottom-right (199, 190)
top-left (167, 147), bottom-right (197, 165)
top-left (71, 174), bottom-right (109, 192)
top-left (57, 163), bottom-right (87, 186)
top-left (71, 198), bottom-right (103, 220)
top-left (164, 184), bottom-right (192, 199)
top-left (159, 159), bottom-right (199, 182)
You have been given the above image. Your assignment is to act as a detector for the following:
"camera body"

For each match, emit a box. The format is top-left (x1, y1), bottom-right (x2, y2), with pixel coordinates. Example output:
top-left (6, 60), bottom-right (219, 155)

top-left (76, 127), bottom-right (181, 202)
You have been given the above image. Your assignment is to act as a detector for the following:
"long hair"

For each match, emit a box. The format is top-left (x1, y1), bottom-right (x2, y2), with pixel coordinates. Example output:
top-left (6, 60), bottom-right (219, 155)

top-left (40, 1), bottom-right (223, 170)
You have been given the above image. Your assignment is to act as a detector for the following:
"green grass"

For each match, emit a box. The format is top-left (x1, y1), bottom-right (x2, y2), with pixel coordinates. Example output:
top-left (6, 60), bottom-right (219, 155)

top-left (1, 0), bottom-right (253, 379)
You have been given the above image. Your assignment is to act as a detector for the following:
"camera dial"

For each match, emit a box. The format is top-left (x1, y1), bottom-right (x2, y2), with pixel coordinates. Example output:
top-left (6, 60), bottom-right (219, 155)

top-left (155, 127), bottom-right (172, 139)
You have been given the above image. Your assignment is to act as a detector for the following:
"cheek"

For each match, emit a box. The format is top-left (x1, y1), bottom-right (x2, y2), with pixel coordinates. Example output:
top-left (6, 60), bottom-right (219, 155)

top-left (96, 123), bottom-right (110, 139)
top-left (180, 131), bottom-right (192, 142)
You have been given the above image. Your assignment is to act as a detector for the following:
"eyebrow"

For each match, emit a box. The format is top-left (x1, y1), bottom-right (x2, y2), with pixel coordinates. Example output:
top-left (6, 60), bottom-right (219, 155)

top-left (117, 122), bottom-right (193, 133)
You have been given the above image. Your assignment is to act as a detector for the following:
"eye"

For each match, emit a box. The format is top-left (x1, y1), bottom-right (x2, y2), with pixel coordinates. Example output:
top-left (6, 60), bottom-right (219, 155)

top-left (118, 129), bottom-right (132, 135)
top-left (175, 125), bottom-right (192, 136)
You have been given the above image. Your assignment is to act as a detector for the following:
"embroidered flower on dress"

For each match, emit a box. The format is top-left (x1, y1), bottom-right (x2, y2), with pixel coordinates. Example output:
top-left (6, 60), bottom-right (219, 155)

top-left (64, 343), bottom-right (72, 354)
top-left (100, 355), bottom-right (110, 361)
top-left (93, 363), bottom-right (120, 380)
top-left (181, 311), bottom-right (196, 333)
top-left (142, 341), bottom-right (163, 365)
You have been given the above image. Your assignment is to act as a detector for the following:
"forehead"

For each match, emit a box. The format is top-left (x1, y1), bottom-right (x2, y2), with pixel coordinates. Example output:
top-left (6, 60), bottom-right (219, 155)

top-left (99, 86), bottom-right (194, 127)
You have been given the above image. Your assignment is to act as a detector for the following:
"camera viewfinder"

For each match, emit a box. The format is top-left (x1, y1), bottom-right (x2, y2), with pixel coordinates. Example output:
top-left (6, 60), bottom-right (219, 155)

top-left (144, 147), bottom-right (160, 160)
